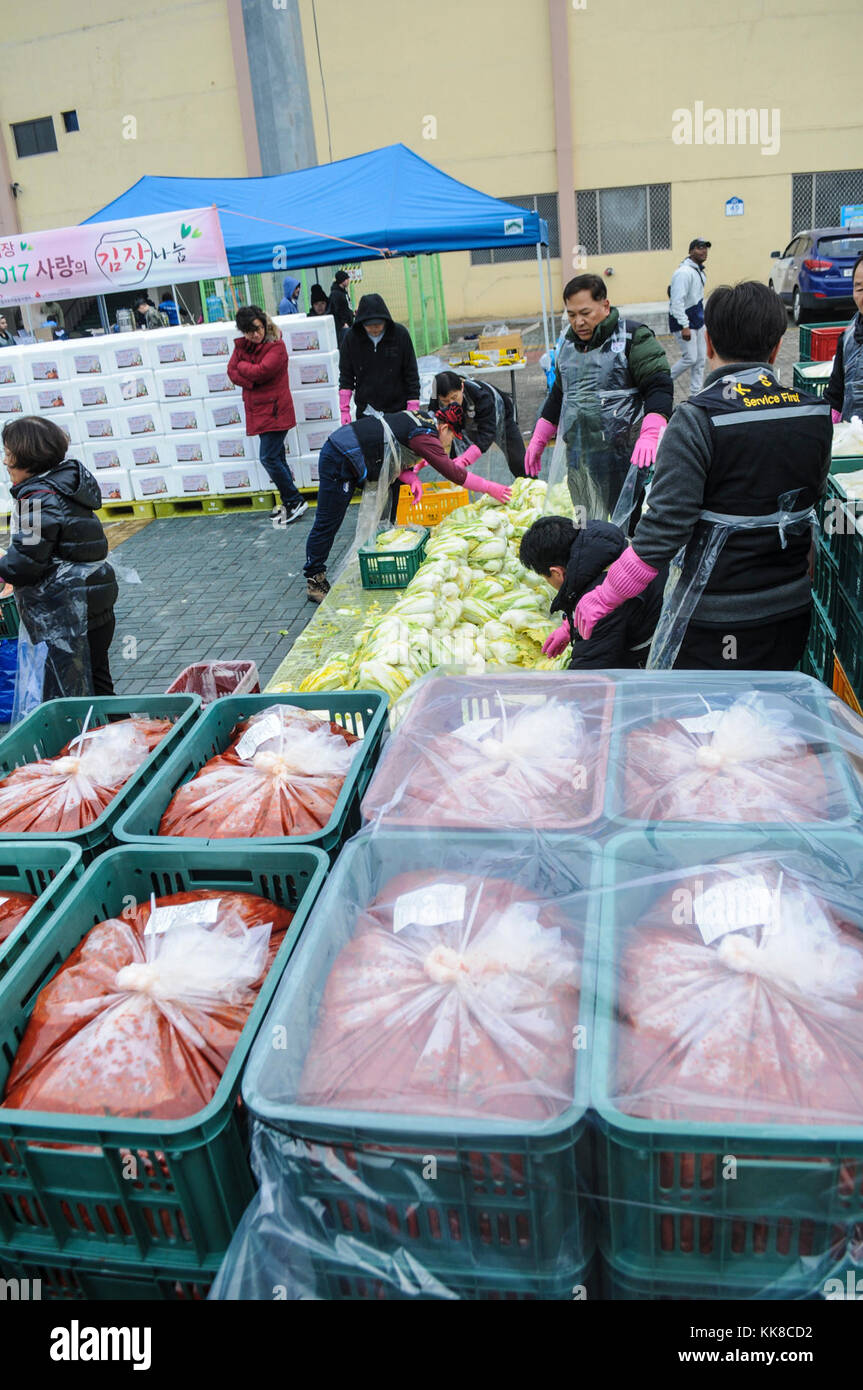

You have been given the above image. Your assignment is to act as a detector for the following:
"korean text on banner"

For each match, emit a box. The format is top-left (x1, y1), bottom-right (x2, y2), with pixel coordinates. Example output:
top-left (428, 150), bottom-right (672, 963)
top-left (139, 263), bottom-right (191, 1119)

top-left (0, 208), bottom-right (230, 307)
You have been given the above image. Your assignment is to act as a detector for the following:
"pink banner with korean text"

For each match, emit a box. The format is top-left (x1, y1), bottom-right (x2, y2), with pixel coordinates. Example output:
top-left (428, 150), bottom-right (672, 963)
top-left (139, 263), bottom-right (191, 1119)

top-left (0, 207), bottom-right (230, 306)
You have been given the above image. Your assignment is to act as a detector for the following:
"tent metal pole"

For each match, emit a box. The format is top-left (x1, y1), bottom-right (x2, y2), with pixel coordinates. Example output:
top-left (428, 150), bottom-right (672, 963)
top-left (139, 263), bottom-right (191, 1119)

top-left (403, 258), bottom-right (417, 349)
top-left (97, 295), bottom-right (110, 333)
top-left (545, 243), bottom-right (555, 339)
top-left (536, 244), bottom-right (551, 359)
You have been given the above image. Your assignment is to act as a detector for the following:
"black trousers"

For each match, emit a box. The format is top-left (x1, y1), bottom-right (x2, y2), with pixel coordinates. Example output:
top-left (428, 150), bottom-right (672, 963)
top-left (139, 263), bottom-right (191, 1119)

top-left (502, 416), bottom-right (527, 478)
top-left (42, 616), bottom-right (115, 701)
top-left (673, 610), bottom-right (811, 672)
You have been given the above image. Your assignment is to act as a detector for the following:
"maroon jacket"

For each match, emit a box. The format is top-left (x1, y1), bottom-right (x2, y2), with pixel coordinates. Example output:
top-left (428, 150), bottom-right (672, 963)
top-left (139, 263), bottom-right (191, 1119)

top-left (227, 336), bottom-right (296, 436)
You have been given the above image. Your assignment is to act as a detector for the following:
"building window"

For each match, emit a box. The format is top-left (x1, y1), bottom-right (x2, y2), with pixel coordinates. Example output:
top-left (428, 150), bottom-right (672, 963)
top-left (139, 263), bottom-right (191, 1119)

top-left (62, 110), bottom-right (79, 133)
top-left (470, 193), bottom-right (560, 265)
top-left (11, 116), bottom-right (58, 158)
top-left (576, 183), bottom-right (671, 255)
top-left (792, 170), bottom-right (863, 233)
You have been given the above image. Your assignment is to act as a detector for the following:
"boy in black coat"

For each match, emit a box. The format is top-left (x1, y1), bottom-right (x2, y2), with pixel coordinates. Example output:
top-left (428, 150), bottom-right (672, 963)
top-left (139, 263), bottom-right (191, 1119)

top-left (519, 515), bottom-right (665, 669)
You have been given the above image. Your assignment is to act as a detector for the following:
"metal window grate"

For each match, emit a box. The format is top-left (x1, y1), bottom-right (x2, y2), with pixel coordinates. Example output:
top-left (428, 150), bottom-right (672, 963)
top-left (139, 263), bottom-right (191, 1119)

top-left (791, 170), bottom-right (863, 234)
top-left (575, 183), bottom-right (671, 256)
top-left (469, 193), bottom-right (559, 265)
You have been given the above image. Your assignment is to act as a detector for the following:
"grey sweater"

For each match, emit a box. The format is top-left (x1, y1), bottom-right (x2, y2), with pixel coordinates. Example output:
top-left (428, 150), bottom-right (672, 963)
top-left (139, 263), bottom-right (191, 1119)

top-left (632, 362), bottom-right (825, 626)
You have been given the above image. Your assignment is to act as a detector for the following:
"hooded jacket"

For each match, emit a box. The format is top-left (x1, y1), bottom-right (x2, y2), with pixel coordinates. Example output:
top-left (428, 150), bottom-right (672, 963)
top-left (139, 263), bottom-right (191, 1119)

top-left (277, 277), bottom-right (301, 315)
top-left (549, 519), bottom-right (665, 669)
top-left (339, 293), bottom-right (420, 416)
top-left (227, 322), bottom-right (296, 435)
top-left (327, 279), bottom-right (355, 333)
top-left (0, 460), bottom-right (117, 629)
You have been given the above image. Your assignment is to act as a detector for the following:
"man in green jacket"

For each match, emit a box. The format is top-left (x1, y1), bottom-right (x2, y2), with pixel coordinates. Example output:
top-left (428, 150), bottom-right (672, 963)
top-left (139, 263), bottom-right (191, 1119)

top-left (525, 274), bottom-right (673, 519)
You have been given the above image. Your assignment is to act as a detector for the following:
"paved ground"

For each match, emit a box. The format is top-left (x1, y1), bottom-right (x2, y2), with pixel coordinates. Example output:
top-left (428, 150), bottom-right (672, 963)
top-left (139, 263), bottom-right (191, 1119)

top-left (103, 318), bottom-right (805, 695)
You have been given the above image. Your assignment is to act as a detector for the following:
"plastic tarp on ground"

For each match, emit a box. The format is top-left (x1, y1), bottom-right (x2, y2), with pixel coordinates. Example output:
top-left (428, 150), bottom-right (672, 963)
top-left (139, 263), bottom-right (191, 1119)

top-left (82, 144), bottom-right (549, 273)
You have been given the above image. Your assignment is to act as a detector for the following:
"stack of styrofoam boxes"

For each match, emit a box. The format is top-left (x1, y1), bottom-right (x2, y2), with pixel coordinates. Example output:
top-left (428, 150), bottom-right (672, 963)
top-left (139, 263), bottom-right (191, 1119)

top-left (274, 314), bottom-right (340, 488)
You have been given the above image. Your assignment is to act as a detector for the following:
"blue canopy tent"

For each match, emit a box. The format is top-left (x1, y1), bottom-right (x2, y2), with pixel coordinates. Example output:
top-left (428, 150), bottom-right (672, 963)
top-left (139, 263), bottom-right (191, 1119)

top-left (83, 143), bottom-right (553, 350)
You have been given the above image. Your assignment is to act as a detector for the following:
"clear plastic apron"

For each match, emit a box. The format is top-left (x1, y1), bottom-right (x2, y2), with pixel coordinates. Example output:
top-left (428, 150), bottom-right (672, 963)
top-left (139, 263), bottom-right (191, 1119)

top-left (646, 491), bottom-right (817, 670)
top-left (13, 558), bottom-right (101, 719)
top-left (840, 319), bottom-right (863, 422)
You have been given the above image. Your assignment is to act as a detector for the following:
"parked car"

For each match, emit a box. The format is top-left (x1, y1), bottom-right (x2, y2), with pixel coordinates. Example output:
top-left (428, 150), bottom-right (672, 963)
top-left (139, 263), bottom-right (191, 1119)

top-left (768, 226), bottom-right (863, 324)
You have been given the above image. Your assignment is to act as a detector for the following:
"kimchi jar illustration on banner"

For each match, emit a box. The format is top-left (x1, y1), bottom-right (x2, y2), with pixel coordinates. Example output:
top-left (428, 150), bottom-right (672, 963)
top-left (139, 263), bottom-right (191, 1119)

top-left (94, 230), bottom-right (154, 288)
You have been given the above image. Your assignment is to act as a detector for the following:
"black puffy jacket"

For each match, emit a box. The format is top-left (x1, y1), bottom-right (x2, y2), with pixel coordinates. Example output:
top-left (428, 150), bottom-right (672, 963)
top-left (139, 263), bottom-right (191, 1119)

top-left (0, 460), bottom-right (118, 629)
top-left (338, 293), bottom-right (420, 416)
top-left (549, 519), bottom-right (665, 670)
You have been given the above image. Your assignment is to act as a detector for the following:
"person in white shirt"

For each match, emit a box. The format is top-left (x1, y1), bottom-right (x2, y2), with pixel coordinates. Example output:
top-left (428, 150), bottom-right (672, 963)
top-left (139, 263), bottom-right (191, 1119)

top-left (668, 238), bottom-right (710, 395)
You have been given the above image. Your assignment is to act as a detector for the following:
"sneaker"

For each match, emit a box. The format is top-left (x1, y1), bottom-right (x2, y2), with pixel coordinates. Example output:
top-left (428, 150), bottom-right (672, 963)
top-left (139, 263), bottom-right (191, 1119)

top-left (306, 572), bottom-right (330, 604)
top-left (282, 500), bottom-right (309, 524)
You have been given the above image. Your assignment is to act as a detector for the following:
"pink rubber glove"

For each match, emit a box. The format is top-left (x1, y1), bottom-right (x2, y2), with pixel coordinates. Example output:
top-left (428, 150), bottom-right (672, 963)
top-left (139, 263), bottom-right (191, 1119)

top-left (574, 547), bottom-right (659, 640)
top-left (406, 400), bottom-right (420, 413)
top-left (398, 470), bottom-right (423, 503)
top-left (630, 412), bottom-right (667, 469)
top-left (524, 417), bottom-right (557, 477)
top-left (464, 471), bottom-right (512, 504)
top-left (832, 408), bottom-right (842, 424)
top-left (339, 389), bottom-right (352, 425)
top-left (541, 620), bottom-right (571, 657)
top-left (456, 443), bottom-right (482, 468)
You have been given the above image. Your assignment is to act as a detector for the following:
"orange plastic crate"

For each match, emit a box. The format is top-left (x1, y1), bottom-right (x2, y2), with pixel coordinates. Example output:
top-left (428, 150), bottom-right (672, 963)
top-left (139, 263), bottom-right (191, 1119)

top-left (395, 480), bottom-right (470, 527)
top-left (833, 652), bottom-right (863, 715)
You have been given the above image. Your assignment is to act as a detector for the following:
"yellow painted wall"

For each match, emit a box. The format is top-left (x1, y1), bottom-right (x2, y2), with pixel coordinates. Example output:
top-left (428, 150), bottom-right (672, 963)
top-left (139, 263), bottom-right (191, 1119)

top-left (0, 0), bottom-right (248, 232)
top-left (298, 0), bottom-right (863, 320)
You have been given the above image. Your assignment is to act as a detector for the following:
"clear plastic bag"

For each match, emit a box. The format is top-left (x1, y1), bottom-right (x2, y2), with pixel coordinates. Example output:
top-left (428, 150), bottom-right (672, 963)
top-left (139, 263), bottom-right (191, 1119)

top-left (2, 890), bottom-right (292, 1120)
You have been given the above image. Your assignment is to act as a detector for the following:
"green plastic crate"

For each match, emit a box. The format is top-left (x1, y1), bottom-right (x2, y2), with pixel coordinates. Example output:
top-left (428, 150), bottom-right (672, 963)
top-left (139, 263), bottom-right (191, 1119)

top-left (241, 829), bottom-right (600, 1274)
top-left (605, 669), bottom-right (860, 826)
top-left (792, 363), bottom-right (830, 398)
top-left (315, 1250), bottom-right (596, 1301)
top-left (0, 841), bottom-right (82, 984)
top-left (834, 604), bottom-right (863, 704)
top-left (798, 320), bottom-right (847, 362)
top-left (0, 695), bottom-right (200, 855)
top-left (358, 525), bottom-right (429, 590)
top-left (599, 1249), bottom-right (831, 1302)
top-left (592, 828), bottom-right (863, 1285)
top-left (0, 841), bottom-right (328, 1267)
top-left (113, 691), bottom-right (388, 858)
top-left (0, 594), bottom-right (19, 640)
top-left (0, 1249), bottom-right (218, 1301)
top-left (818, 475), bottom-right (854, 568)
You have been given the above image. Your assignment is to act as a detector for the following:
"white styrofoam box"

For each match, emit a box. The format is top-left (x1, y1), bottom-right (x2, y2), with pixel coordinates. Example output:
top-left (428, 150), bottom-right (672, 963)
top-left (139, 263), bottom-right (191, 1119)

top-left (147, 330), bottom-right (193, 368)
top-left (307, 454), bottom-right (320, 485)
top-left (24, 346), bottom-right (70, 385)
top-left (81, 440), bottom-right (133, 473)
top-left (80, 409), bottom-right (120, 442)
top-left (203, 396), bottom-right (244, 433)
top-left (0, 353), bottom-right (24, 388)
top-left (163, 400), bottom-right (207, 434)
top-left (114, 369), bottom-right (158, 405)
top-left (288, 350), bottom-right (339, 392)
top-left (95, 469), bottom-right (133, 504)
top-left (50, 411), bottom-right (80, 445)
top-left (211, 428), bottom-right (257, 463)
top-left (66, 344), bottom-right (113, 378)
top-left (281, 315), bottom-right (337, 354)
top-left (131, 467), bottom-right (175, 501)
top-left (117, 401), bottom-right (164, 439)
top-left (172, 464), bottom-right (218, 496)
top-left (156, 367), bottom-right (204, 403)
top-left (285, 427), bottom-right (300, 457)
top-left (128, 436), bottom-right (173, 469)
top-left (0, 384), bottom-right (32, 419)
top-left (69, 378), bottom-right (124, 412)
top-left (162, 433), bottom-right (211, 467)
top-left (189, 326), bottom-right (235, 366)
top-left (296, 418), bottom-right (338, 453)
top-left (30, 380), bottom-right (74, 414)
top-left (213, 461), bottom-right (258, 493)
top-left (199, 365), bottom-right (240, 398)
top-left (292, 386), bottom-right (339, 424)
top-left (0, 480), bottom-right (12, 514)
top-left (288, 455), bottom-right (313, 489)
top-left (106, 336), bottom-right (154, 374)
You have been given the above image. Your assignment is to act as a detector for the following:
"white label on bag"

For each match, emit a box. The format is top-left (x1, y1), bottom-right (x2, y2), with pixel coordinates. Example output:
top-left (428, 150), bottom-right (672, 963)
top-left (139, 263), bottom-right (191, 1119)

top-left (693, 875), bottom-right (773, 945)
top-left (393, 884), bottom-right (466, 935)
top-left (678, 710), bottom-right (725, 735)
top-left (235, 712), bottom-right (283, 760)
top-left (452, 717), bottom-right (498, 744)
top-left (0, 897), bottom-right (8, 908)
top-left (145, 898), bottom-right (221, 937)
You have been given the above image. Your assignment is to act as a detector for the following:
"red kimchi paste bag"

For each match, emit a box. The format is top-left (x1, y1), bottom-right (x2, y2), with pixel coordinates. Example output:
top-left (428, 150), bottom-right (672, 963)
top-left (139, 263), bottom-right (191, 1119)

top-left (0, 892), bottom-right (37, 945)
top-left (3, 890), bottom-right (293, 1120)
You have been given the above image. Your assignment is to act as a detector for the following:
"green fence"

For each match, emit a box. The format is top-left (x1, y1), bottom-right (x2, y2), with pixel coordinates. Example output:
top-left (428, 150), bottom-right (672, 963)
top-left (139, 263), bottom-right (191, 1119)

top-left (264, 255), bottom-right (449, 354)
top-left (199, 274), bottom-right (267, 322)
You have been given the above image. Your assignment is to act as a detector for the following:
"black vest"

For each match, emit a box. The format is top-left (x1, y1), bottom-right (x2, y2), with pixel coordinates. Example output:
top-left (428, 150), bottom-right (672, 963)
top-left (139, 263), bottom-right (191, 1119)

top-left (686, 366), bottom-right (831, 596)
top-left (342, 412), bottom-right (436, 481)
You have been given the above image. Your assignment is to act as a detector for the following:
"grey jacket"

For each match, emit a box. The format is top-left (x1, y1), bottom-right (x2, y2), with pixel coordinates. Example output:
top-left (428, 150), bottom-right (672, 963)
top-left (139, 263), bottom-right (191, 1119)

top-left (632, 362), bottom-right (826, 625)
